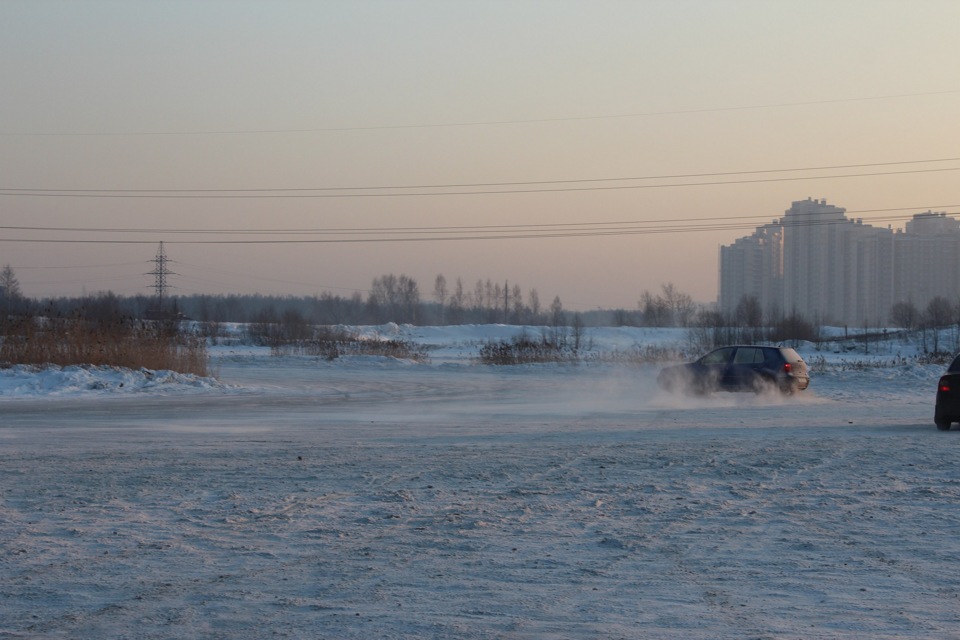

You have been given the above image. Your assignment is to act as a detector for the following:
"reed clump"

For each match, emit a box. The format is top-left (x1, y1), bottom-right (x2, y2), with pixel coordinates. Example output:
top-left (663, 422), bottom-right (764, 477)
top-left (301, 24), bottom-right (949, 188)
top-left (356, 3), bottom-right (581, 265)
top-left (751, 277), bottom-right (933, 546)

top-left (0, 312), bottom-right (208, 376)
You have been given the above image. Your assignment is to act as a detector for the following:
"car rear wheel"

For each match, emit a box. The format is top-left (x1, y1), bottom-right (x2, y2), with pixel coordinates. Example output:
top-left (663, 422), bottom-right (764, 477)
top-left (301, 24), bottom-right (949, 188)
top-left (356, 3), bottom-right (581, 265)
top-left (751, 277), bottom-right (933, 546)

top-left (750, 375), bottom-right (777, 394)
top-left (936, 419), bottom-right (952, 431)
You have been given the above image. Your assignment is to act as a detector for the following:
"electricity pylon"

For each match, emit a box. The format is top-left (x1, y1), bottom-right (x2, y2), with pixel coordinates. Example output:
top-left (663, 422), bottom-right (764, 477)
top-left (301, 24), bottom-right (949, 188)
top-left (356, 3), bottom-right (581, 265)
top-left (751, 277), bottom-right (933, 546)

top-left (147, 241), bottom-right (175, 313)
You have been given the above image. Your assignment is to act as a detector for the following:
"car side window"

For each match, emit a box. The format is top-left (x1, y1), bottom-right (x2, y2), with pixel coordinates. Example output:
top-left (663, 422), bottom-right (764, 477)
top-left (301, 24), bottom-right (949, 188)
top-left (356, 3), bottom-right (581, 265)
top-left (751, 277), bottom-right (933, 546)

top-left (701, 348), bottom-right (734, 365)
top-left (734, 347), bottom-right (761, 364)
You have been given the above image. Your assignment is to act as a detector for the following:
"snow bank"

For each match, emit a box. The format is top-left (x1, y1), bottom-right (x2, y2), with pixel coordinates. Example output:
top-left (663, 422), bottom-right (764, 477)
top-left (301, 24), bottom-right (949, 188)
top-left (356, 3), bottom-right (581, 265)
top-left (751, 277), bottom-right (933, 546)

top-left (0, 364), bottom-right (228, 399)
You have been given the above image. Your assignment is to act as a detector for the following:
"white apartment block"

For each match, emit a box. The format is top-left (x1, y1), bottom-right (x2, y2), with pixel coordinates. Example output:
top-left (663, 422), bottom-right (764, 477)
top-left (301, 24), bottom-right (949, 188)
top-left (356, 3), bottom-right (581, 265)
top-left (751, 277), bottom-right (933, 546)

top-left (720, 198), bottom-right (959, 326)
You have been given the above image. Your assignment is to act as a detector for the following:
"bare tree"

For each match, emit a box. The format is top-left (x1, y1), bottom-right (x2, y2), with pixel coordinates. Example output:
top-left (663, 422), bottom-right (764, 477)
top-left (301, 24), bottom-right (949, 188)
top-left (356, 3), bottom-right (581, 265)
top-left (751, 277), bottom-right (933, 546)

top-left (449, 277), bottom-right (465, 324)
top-left (687, 308), bottom-right (733, 353)
top-left (548, 296), bottom-right (567, 346)
top-left (433, 274), bottom-right (448, 306)
top-left (639, 283), bottom-right (696, 327)
top-left (368, 274), bottom-right (396, 322)
top-left (397, 274), bottom-right (420, 324)
top-left (639, 290), bottom-right (669, 326)
top-left (433, 274), bottom-right (448, 324)
top-left (662, 282), bottom-right (695, 327)
top-left (571, 312), bottom-right (586, 351)
top-left (925, 296), bottom-right (954, 353)
top-left (735, 294), bottom-right (763, 342)
top-left (472, 279), bottom-right (485, 313)
top-left (890, 301), bottom-right (919, 331)
top-left (0, 264), bottom-right (22, 300)
top-left (735, 295), bottom-right (763, 328)
top-left (510, 284), bottom-right (524, 323)
top-left (369, 273), bottom-right (420, 324)
top-left (528, 288), bottom-right (541, 321)
top-left (492, 281), bottom-right (503, 321)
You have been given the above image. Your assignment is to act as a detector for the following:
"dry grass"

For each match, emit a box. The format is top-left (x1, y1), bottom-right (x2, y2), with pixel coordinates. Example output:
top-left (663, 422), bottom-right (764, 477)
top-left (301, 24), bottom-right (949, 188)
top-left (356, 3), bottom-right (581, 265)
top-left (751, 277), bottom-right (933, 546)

top-left (806, 352), bottom-right (949, 373)
top-left (0, 315), bottom-right (208, 376)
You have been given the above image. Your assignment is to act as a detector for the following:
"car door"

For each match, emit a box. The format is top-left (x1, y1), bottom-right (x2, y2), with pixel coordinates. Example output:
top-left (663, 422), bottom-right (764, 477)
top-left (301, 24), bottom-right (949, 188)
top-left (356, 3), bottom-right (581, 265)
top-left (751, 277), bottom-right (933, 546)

top-left (727, 346), bottom-right (764, 389)
top-left (697, 347), bottom-right (735, 390)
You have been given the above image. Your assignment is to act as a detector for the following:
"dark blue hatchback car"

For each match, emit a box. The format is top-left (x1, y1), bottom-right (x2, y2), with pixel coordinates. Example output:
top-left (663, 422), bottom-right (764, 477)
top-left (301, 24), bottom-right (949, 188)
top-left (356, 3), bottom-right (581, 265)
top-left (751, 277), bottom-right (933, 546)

top-left (935, 354), bottom-right (960, 430)
top-left (658, 345), bottom-right (810, 395)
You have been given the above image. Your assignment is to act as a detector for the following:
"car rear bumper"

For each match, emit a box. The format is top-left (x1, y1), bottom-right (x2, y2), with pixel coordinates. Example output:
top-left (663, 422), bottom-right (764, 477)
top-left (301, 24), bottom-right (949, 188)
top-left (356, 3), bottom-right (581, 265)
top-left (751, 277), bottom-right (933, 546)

top-left (935, 393), bottom-right (960, 420)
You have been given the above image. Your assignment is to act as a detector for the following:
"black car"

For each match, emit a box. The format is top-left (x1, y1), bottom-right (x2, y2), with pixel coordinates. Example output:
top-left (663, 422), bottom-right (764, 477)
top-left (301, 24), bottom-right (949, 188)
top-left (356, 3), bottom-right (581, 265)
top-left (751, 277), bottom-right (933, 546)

top-left (658, 345), bottom-right (810, 394)
top-left (934, 354), bottom-right (960, 430)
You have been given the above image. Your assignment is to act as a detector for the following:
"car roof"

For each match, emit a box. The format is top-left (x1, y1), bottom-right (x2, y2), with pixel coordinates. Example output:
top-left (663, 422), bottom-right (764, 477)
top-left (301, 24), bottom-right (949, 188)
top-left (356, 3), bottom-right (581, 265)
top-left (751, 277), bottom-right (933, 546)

top-left (714, 345), bottom-right (790, 350)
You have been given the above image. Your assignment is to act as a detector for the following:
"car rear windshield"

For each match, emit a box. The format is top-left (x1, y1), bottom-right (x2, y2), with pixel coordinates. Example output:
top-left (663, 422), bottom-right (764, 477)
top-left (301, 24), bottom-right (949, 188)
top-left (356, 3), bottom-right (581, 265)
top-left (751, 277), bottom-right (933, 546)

top-left (948, 355), bottom-right (960, 373)
top-left (780, 348), bottom-right (801, 362)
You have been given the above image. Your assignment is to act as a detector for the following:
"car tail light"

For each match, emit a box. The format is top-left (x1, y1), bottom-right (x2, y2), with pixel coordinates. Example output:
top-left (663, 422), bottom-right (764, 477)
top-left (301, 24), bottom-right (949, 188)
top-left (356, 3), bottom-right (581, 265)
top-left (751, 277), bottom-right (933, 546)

top-left (784, 363), bottom-right (792, 374)
top-left (940, 378), bottom-right (951, 393)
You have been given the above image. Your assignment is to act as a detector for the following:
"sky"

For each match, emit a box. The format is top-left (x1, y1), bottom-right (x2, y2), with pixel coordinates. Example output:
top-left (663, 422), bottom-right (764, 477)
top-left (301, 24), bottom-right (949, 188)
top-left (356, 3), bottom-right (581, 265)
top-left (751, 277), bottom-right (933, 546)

top-left (2, 0), bottom-right (960, 311)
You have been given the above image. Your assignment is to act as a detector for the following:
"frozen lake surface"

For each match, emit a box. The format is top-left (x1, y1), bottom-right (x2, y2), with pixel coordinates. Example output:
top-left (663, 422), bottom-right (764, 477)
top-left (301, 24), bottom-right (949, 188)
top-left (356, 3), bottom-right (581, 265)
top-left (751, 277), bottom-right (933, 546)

top-left (2, 326), bottom-right (960, 638)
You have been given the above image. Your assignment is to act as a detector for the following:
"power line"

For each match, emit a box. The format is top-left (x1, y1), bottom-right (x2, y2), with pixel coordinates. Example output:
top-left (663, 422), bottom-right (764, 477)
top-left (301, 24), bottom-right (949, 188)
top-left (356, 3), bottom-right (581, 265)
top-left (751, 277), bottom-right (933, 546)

top-left (2, 164), bottom-right (959, 199)
top-left (1, 204), bottom-right (956, 238)
top-left (11, 261), bottom-right (145, 270)
top-left (1, 211), bottom-right (954, 245)
top-left (3, 89), bottom-right (958, 137)
top-left (3, 157), bottom-right (959, 194)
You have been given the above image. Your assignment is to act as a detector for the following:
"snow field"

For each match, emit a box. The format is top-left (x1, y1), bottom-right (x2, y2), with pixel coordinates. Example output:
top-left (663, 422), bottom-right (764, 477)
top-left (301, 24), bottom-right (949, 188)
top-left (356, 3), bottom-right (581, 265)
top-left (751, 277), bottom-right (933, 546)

top-left (2, 326), bottom-right (960, 638)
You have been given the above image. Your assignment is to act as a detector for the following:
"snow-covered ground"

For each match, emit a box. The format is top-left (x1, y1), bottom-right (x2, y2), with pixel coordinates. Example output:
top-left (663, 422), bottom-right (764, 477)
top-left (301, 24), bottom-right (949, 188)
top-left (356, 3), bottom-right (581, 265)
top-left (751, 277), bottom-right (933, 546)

top-left (2, 325), bottom-right (960, 638)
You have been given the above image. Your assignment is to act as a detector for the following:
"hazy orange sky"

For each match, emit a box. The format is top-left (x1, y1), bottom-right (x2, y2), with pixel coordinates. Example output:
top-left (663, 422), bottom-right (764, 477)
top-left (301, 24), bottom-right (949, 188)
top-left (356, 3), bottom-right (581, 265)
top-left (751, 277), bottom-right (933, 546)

top-left (2, 1), bottom-right (959, 311)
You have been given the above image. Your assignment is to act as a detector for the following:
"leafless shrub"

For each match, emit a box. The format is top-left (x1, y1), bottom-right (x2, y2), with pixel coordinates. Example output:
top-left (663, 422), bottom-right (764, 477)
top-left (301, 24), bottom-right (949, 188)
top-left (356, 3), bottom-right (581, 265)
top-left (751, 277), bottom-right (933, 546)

top-left (477, 335), bottom-right (577, 365)
top-left (477, 334), bottom-right (684, 366)
top-left (270, 326), bottom-right (428, 362)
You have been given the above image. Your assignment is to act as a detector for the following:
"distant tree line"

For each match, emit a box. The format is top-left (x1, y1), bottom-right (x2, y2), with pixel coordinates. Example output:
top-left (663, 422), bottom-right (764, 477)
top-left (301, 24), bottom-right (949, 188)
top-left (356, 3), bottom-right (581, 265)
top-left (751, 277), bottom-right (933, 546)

top-left (0, 268), bottom-right (572, 327)
top-left (3, 263), bottom-right (719, 330)
top-left (0, 265), bottom-right (810, 334)
top-left (12, 261), bottom-right (960, 352)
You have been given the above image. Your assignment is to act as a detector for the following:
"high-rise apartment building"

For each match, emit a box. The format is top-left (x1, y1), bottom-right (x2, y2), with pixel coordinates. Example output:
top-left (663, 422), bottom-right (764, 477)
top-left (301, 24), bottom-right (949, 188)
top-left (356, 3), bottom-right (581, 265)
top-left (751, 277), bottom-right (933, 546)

top-left (894, 213), bottom-right (960, 311)
top-left (720, 199), bottom-right (957, 326)
top-left (718, 222), bottom-right (782, 319)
